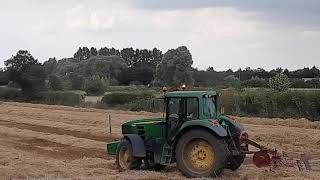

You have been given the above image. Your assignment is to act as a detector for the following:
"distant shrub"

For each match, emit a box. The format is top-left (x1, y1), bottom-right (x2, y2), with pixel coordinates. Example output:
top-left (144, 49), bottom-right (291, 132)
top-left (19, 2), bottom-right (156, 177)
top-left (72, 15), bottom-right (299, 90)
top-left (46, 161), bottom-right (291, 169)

top-left (124, 98), bottom-right (164, 112)
top-left (224, 75), bottom-right (241, 88)
top-left (268, 72), bottom-right (291, 92)
top-left (219, 89), bottom-right (320, 120)
top-left (84, 75), bottom-right (109, 95)
top-left (101, 91), bottom-right (156, 106)
top-left (105, 85), bottom-right (149, 93)
top-left (48, 75), bottom-right (63, 91)
top-left (38, 91), bottom-right (85, 106)
top-left (0, 87), bottom-right (21, 100)
top-left (241, 78), bottom-right (268, 88)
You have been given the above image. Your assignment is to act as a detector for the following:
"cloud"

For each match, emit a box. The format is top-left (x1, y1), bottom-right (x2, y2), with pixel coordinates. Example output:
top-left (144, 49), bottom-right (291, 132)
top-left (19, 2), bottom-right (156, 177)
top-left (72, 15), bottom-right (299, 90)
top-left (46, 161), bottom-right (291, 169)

top-left (133, 0), bottom-right (320, 29)
top-left (64, 5), bottom-right (116, 31)
top-left (0, 0), bottom-right (319, 71)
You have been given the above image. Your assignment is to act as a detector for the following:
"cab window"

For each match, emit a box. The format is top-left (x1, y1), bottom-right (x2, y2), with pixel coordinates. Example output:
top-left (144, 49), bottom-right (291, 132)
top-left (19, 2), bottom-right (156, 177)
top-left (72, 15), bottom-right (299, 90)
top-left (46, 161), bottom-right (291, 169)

top-left (167, 97), bottom-right (199, 121)
top-left (204, 97), bottom-right (217, 118)
top-left (186, 98), bottom-right (199, 119)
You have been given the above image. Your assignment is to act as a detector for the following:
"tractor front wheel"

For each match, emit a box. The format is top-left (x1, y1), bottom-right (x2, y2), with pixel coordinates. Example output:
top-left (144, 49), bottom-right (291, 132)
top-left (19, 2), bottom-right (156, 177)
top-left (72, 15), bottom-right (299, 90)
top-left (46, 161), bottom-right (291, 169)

top-left (116, 139), bottom-right (142, 171)
top-left (176, 129), bottom-right (227, 178)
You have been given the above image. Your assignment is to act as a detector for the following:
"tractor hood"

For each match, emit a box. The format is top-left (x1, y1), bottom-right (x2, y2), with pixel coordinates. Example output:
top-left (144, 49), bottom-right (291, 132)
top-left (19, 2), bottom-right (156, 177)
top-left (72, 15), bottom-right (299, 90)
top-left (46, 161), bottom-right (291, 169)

top-left (121, 117), bottom-right (164, 135)
top-left (123, 117), bottom-right (164, 126)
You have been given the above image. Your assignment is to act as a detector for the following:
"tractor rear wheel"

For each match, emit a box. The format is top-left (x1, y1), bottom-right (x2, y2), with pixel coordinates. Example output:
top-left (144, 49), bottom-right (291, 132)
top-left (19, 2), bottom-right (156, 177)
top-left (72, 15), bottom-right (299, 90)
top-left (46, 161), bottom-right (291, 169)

top-left (176, 129), bottom-right (227, 178)
top-left (116, 139), bottom-right (142, 171)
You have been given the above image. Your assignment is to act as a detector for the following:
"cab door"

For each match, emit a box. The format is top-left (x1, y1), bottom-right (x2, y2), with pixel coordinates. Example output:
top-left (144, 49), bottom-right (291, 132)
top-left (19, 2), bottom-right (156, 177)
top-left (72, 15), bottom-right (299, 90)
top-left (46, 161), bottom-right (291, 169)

top-left (165, 97), bottom-right (199, 140)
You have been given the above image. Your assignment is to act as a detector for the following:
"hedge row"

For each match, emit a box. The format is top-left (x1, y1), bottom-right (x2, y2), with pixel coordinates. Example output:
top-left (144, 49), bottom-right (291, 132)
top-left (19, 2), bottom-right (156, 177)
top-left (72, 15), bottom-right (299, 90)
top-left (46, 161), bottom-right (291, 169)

top-left (123, 98), bottom-right (164, 112)
top-left (38, 91), bottom-right (85, 106)
top-left (101, 88), bottom-right (320, 120)
top-left (219, 89), bottom-right (320, 120)
top-left (101, 91), bottom-right (156, 105)
top-left (0, 87), bottom-right (85, 106)
top-left (0, 87), bottom-right (21, 100)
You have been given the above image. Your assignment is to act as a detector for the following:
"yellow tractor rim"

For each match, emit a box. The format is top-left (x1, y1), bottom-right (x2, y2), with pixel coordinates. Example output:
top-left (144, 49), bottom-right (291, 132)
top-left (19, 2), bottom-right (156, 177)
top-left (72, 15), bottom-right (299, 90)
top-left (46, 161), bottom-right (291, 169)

top-left (186, 139), bottom-right (214, 171)
top-left (119, 147), bottom-right (130, 169)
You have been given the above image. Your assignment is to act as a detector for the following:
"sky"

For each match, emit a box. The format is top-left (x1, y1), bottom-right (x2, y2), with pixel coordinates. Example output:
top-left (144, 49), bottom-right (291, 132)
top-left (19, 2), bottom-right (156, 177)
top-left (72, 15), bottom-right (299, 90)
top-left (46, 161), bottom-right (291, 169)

top-left (0, 0), bottom-right (319, 71)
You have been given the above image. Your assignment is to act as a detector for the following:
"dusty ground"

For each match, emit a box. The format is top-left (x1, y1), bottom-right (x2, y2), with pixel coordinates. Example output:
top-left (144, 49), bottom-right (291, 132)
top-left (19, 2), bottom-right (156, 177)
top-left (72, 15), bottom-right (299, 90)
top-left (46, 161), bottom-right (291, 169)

top-left (0, 101), bottom-right (319, 180)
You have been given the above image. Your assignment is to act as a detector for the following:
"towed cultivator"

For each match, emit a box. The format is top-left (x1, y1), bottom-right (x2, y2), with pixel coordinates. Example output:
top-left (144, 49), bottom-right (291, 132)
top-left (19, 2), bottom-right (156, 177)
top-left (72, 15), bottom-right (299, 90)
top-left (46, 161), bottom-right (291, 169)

top-left (245, 138), bottom-right (320, 171)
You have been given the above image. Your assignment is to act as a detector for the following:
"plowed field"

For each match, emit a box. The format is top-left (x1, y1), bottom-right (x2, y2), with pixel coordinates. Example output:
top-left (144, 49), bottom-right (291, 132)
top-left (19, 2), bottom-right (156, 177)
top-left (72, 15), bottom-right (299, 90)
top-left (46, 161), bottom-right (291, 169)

top-left (0, 101), bottom-right (319, 179)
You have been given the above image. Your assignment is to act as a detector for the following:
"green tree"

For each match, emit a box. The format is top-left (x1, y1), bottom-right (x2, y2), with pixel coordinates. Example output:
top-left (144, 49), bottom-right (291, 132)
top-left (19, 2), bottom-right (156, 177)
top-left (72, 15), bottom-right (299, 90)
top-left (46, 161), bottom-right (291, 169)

top-left (78, 55), bottom-right (127, 83)
top-left (48, 74), bottom-right (63, 91)
top-left (224, 75), bottom-right (241, 88)
top-left (153, 46), bottom-right (194, 87)
top-left (0, 68), bottom-right (9, 85)
top-left (90, 47), bottom-right (98, 56)
top-left (5, 50), bottom-right (46, 98)
top-left (206, 67), bottom-right (215, 72)
top-left (98, 47), bottom-right (120, 56)
top-left (118, 66), bottom-right (154, 85)
top-left (67, 73), bottom-right (85, 90)
top-left (43, 57), bottom-right (57, 75)
top-left (268, 72), bottom-right (291, 92)
top-left (84, 75), bottom-right (109, 95)
top-left (53, 58), bottom-right (80, 76)
top-left (74, 47), bottom-right (91, 60)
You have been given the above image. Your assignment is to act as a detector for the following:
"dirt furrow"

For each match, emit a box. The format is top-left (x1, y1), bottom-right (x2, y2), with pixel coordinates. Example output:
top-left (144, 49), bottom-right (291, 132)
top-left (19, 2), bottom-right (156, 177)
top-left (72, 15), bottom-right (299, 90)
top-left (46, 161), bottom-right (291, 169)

top-left (0, 134), bottom-right (111, 160)
top-left (0, 120), bottom-right (112, 142)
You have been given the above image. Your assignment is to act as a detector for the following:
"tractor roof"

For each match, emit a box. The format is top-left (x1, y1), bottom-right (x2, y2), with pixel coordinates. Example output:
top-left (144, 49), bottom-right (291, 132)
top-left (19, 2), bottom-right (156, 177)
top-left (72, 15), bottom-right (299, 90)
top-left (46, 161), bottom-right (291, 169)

top-left (164, 91), bottom-right (217, 98)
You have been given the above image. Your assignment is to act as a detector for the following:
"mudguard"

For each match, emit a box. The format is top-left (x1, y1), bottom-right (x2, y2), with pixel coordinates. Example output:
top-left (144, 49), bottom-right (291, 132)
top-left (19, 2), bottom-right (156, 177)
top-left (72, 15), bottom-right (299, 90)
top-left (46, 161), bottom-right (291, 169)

top-left (123, 134), bottom-right (146, 157)
top-left (175, 120), bottom-right (228, 140)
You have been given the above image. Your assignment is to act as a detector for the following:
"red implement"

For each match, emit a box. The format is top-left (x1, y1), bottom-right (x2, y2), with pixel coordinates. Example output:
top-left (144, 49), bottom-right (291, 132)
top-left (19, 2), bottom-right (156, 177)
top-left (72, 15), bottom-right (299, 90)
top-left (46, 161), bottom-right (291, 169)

top-left (244, 139), bottom-right (303, 170)
top-left (253, 150), bottom-right (271, 168)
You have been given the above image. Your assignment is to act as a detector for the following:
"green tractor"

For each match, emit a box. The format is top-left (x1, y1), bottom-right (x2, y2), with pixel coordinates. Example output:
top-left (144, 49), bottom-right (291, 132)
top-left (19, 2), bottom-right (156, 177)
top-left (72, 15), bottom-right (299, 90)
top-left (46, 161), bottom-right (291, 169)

top-left (106, 90), bottom-right (249, 178)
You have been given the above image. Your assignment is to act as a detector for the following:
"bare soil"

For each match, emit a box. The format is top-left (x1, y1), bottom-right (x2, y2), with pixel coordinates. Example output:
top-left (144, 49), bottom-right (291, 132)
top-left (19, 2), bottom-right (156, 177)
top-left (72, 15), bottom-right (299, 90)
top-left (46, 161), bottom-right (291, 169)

top-left (0, 101), bottom-right (319, 179)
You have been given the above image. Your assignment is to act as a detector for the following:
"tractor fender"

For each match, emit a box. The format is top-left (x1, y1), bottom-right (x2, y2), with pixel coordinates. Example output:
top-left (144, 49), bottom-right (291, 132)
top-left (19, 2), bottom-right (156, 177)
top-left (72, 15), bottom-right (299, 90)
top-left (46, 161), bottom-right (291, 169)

top-left (123, 134), bottom-right (146, 157)
top-left (175, 120), bottom-right (228, 141)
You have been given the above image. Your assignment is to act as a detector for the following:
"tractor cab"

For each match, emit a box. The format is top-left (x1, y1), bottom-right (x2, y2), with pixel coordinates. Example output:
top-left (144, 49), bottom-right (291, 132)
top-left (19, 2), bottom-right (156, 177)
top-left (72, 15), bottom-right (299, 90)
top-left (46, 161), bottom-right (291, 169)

top-left (164, 91), bottom-right (219, 139)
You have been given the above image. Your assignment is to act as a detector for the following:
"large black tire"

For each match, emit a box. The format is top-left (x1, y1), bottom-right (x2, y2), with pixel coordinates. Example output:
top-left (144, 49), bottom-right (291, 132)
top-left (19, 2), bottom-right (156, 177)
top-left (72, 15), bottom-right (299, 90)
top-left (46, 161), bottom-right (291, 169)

top-left (176, 129), bottom-right (227, 178)
top-left (116, 139), bottom-right (142, 171)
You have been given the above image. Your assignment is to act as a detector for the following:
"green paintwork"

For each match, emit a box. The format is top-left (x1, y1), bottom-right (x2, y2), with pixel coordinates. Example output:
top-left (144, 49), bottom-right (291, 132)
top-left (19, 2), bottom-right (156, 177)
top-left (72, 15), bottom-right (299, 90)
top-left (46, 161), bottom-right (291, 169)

top-left (122, 117), bottom-right (165, 139)
top-left (106, 140), bottom-right (120, 155)
top-left (176, 119), bottom-right (228, 138)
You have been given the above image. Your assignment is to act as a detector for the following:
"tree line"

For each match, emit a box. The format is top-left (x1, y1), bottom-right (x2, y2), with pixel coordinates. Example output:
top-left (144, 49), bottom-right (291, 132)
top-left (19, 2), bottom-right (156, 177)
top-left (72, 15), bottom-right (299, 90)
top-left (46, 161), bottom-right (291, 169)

top-left (0, 46), bottom-right (320, 98)
top-left (194, 66), bottom-right (320, 88)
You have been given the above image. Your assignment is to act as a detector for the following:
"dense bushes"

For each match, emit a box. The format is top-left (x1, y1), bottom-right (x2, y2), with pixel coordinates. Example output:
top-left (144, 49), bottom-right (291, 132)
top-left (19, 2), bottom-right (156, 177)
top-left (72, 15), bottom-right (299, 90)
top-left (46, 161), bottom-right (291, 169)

top-left (0, 87), bottom-right (21, 100)
top-left (123, 98), bottom-right (164, 112)
top-left (38, 91), bottom-right (85, 106)
top-left (101, 91), bottom-right (156, 106)
top-left (84, 75), bottom-right (109, 95)
top-left (219, 89), bottom-right (320, 120)
top-left (105, 85), bottom-right (152, 93)
top-left (0, 87), bottom-right (85, 106)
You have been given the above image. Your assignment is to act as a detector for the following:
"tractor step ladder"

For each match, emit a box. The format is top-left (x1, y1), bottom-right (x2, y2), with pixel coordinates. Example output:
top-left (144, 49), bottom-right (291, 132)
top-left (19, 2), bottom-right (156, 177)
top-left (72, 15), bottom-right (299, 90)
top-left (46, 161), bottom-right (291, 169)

top-left (161, 143), bottom-right (172, 165)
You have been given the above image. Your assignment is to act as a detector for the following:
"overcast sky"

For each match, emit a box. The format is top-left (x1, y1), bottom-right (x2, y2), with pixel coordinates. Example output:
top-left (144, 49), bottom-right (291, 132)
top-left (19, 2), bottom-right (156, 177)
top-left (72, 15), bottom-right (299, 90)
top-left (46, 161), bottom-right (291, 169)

top-left (0, 0), bottom-right (319, 70)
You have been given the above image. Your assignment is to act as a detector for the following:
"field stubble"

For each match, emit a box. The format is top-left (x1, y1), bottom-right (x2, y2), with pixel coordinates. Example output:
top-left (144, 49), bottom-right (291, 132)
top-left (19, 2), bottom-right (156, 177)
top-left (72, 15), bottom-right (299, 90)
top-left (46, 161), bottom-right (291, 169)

top-left (0, 101), bottom-right (319, 179)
